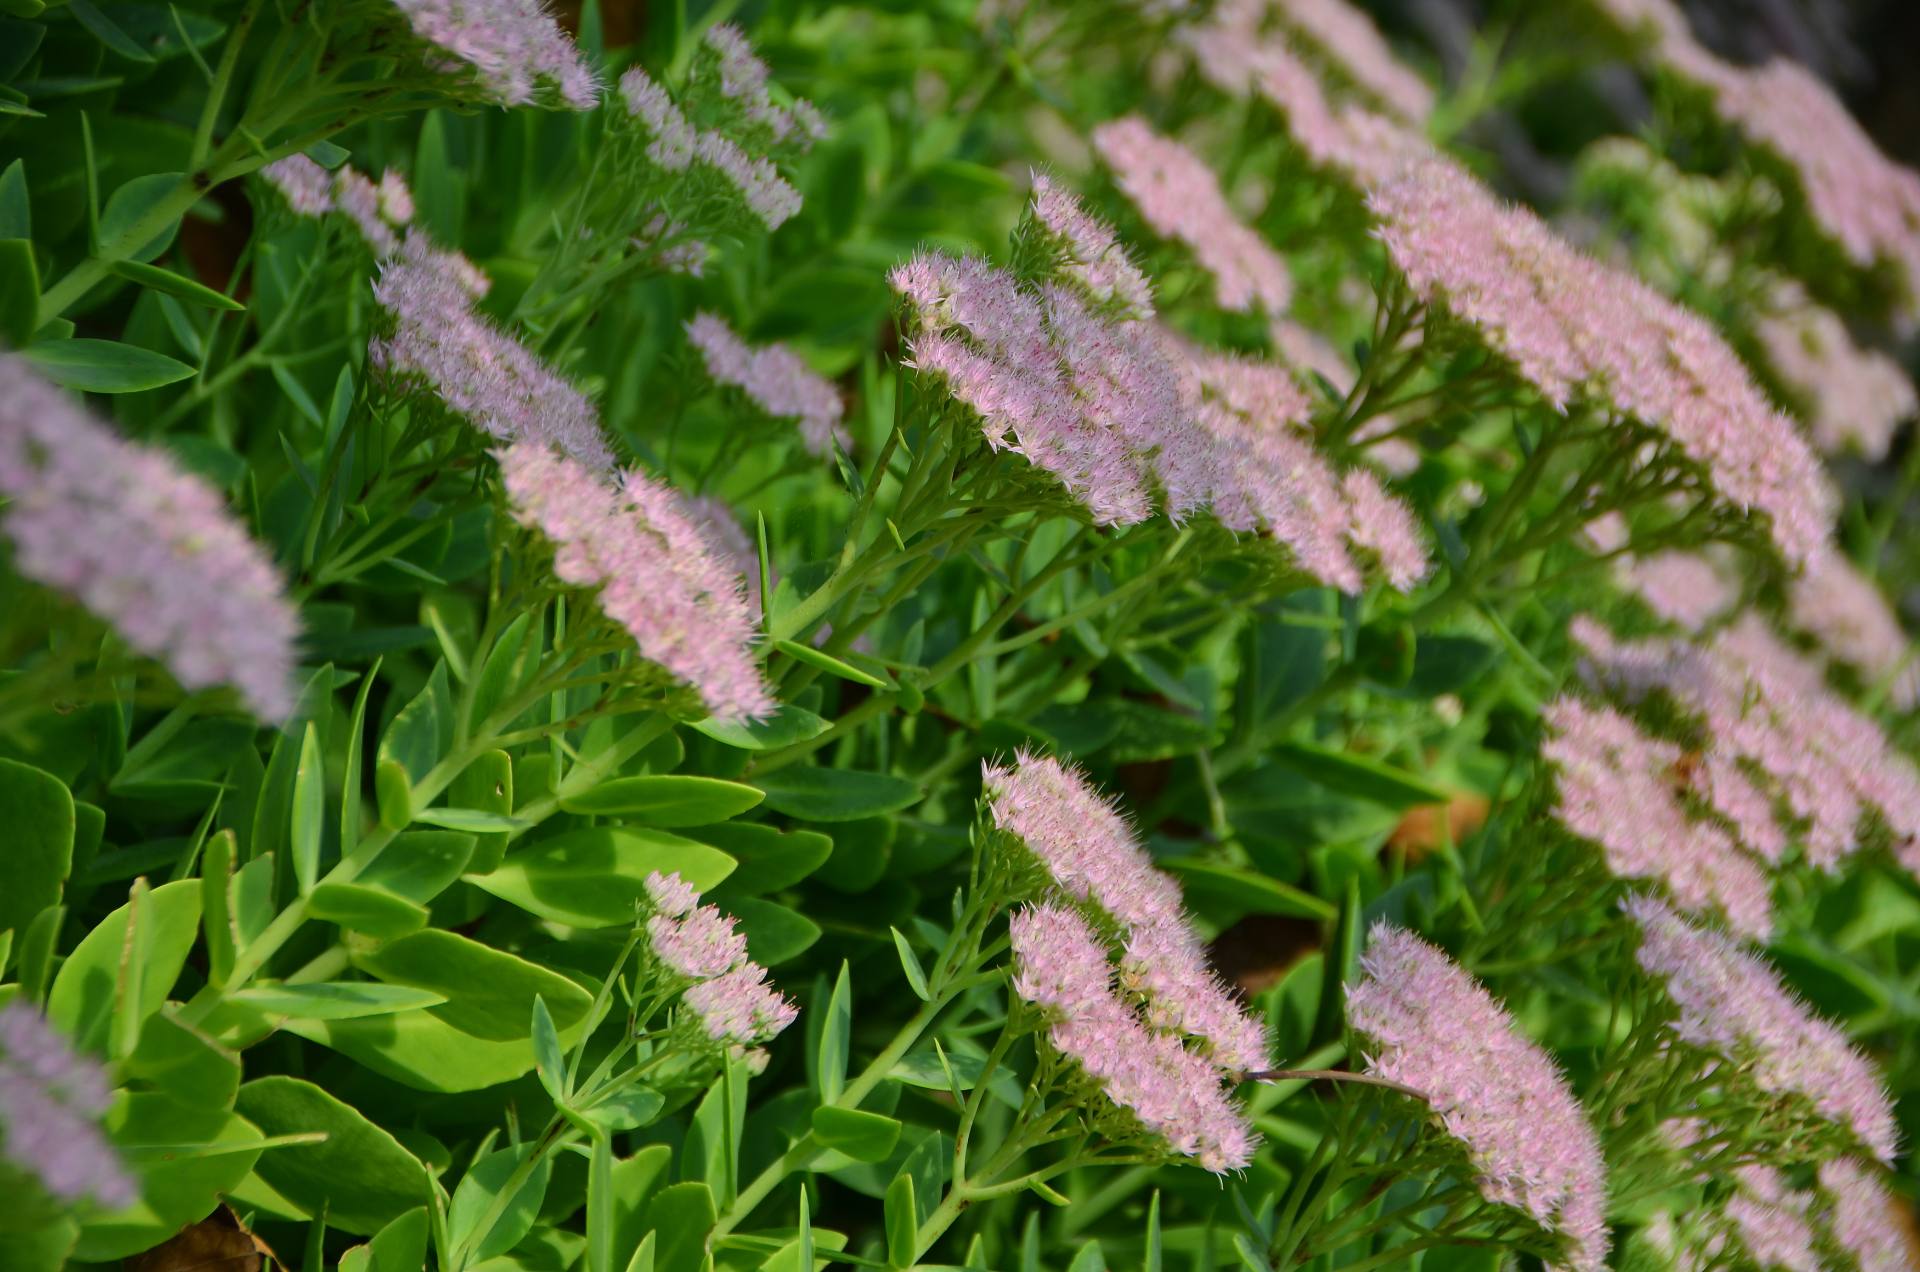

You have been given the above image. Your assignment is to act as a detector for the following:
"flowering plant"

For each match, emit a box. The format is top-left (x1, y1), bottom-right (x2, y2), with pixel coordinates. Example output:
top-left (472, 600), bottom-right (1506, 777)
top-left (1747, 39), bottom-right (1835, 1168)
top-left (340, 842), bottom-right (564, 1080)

top-left (0, 0), bottom-right (1916, 1268)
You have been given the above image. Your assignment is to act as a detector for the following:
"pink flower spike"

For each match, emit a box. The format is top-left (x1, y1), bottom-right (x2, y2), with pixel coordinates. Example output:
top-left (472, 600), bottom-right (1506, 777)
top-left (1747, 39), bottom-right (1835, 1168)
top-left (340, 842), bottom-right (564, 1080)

top-left (1788, 545), bottom-right (1919, 710)
top-left (262, 154), bottom-right (334, 216)
top-left (0, 1004), bottom-right (136, 1210)
top-left (1028, 172), bottom-right (1156, 320)
top-left (643, 870), bottom-right (701, 918)
top-left (647, 903), bottom-right (748, 979)
top-left (1090, 115), bottom-right (1292, 314)
top-left (1273, 0), bottom-right (1435, 124)
top-left (1009, 903), bottom-right (1258, 1173)
top-left (388, 0), bottom-right (599, 110)
top-left (1340, 468), bottom-right (1429, 591)
top-left (498, 443), bottom-right (774, 723)
top-left (0, 357), bottom-right (300, 723)
top-left (683, 962), bottom-right (798, 1045)
top-left (1347, 923), bottom-right (1610, 1272)
top-left (685, 312), bottom-right (848, 457)
top-left (1626, 895), bottom-right (1899, 1164)
top-left (1818, 1158), bottom-right (1914, 1272)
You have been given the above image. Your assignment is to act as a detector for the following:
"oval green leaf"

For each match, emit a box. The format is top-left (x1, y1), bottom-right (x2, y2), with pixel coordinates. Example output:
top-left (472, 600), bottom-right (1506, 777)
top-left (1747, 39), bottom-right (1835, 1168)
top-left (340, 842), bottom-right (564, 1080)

top-left (559, 775), bottom-right (763, 826)
top-left (467, 827), bottom-right (735, 928)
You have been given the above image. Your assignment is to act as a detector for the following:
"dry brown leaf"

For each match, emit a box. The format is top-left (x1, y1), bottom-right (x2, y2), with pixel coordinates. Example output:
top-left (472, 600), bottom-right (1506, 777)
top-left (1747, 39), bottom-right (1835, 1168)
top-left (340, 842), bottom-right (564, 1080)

top-left (125, 1203), bottom-right (278, 1272)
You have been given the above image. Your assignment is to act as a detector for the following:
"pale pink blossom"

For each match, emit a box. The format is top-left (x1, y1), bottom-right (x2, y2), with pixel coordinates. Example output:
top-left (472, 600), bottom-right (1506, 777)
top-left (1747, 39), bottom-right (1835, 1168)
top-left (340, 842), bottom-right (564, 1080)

top-left (986, 751), bottom-right (1269, 1073)
top-left (643, 870), bottom-right (701, 918)
top-left (388, 0), bottom-right (598, 110)
top-left (647, 904), bottom-right (748, 979)
top-left (1009, 904), bottom-right (1257, 1172)
top-left (373, 232), bottom-right (612, 469)
top-left (686, 312), bottom-right (848, 456)
top-left (0, 357), bottom-right (299, 723)
top-left (1722, 1166), bottom-right (1821, 1272)
top-left (333, 167), bottom-right (407, 257)
top-left (1543, 697), bottom-right (1773, 938)
top-left (1755, 284), bottom-right (1915, 460)
top-left (498, 442), bottom-right (774, 722)
top-left (682, 962), bottom-right (798, 1045)
top-left (1029, 172), bottom-right (1156, 320)
top-left (1626, 895), bottom-right (1899, 1164)
top-left (262, 154), bottom-right (335, 216)
top-left (1818, 1158), bottom-right (1913, 1272)
top-left (701, 24), bottom-right (824, 150)
top-left (1090, 115), bottom-right (1292, 314)
top-left (1273, 0), bottom-right (1434, 123)
top-left (1369, 157), bottom-right (1835, 565)
top-left (0, 1004), bottom-right (135, 1209)
top-left (620, 67), bottom-right (696, 171)
top-left (1615, 550), bottom-right (1736, 633)
top-left (1789, 546), bottom-right (1919, 709)
top-left (1348, 924), bottom-right (1610, 1272)
top-left (1340, 468), bottom-right (1429, 590)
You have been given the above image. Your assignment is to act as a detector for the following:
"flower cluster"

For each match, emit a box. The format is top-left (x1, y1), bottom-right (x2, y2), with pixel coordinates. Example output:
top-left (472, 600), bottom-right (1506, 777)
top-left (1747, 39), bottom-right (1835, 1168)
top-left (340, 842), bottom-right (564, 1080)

top-left (1185, 347), bottom-right (1428, 591)
top-left (643, 872), bottom-right (797, 1068)
top-left (1008, 902), bottom-right (1255, 1172)
top-left (371, 232), bottom-right (615, 469)
top-left (1818, 1158), bottom-right (1915, 1272)
top-left (984, 750), bottom-right (1269, 1073)
top-left (1028, 173), bottom-right (1156, 321)
top-left (0, 357), bottom-right (299, 722)
top-left (387, 0), bottom-right (598, 110)
top-left (1346, 924), bottom-right (1610, 1272)
top-left (1603, 542), bottom-right (1738, 635)
top-left (1574, 614), bottom-right (1920, 872)
top-left (1787, 546), bottom-right (1920, 710)
top-left (1268, 0), bottom-right (1433, 124)
top-left (1625, 895), bottom-right (1898, 1164)
top-left (498, 442), bottom-right (774, 722)
top-left (1089, 115), bottom-right (1293, 314)
top-left (1369, 156), bottom-right (1835, 566)
top-left (698, 24), bottom-right (827, 150)
top-left (1753, 284), bottom-right (1916, 461)
top-left (618, 51), bottom-right (808, 231)
top-left (684, 312), bottom-right (848, 457)
top-left (263, 157), bottom-right (415, 256)
top-left (0, 1002), bottom-right (136, 1210)
top-left (1542, 695), bottom-right (1774, 937)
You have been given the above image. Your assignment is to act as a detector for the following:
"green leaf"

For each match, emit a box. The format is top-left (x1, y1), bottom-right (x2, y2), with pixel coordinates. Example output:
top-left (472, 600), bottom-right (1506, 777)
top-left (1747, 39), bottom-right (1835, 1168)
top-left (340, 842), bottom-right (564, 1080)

top-left (340, 656), bottom-right (381, 860)
top-left (99, 171), bottom-right (185, 260)
top-left (470, 611), bottom-right (537, 731)
top-left (727, 897), bottom-right (820, 965)
top-left (810, 1107), bottom-right (901, 1162)
top-left (773, 639), bottom-right (889, 688)
top-left (532, 994), bottom-right (567, 1104)
top-left (883, 1172), bottom-right (915, 1268)
top-left (228, 982), bottom-right (448, 1020)
top-left (816, 961), bottom-right (850, 1103)
top-left (1271, 741), bottom-right (1448, 809)
top-left (123, 1007), bottom-right (239, 1111)
top-left (700, 824), bottom-right (833, 897)
top-left (691, 703), bottom-right (829, 751)
top-left (0, 759), bottom-right (73, 941)
top-left (69, 0), bottom-right (155, 61)
top-left (467, 826), bottom-right (735, 928)
top-left (48, 879), bottom-right (199, 1054)
top-left (580, 1084), bottom-right (664, 1133)
top-left (376, 759), bottom-right (413, 830)
top-left (235, 1076), bottom-right (433, 1234)
top-left (354, 929), bottom-right (593, 1040)
top-left (308, 881), bottom-right (431, 938)
top-left (450, 1144), bottom-right (553, 1263)
top-left (379, 662), bottom-right (453, 785)
top-left (0, 238), bottom-right (39, 346)
top-left (410, 806), bottom-right (529, 833)
top-left (201, 829), bottom-right (236, 987)
top-left (356, 829), bottom-right (474, 904)
top-left (559, 774), bottom-right (764, 826)
top-left (448, 749), bottom-right (514, 874)
top-left (1317, 878), bottom-right (1363, 1047)
top-left (1145, 1191), bottom-right (1162, 1272)
top-left (76, 1096), bottom-right (261, 1260)
top-left (889, 928), bottom-right (930, 1001)
top-left (588, 1132), bottom-right (614, 1272)
top-left (1160, 860), bottom-right (1336, 922)
top-left (292, 722), bottom-right (324, 894)
top-left (21, 337), bottom-right (193, 392)
top-left (108, 257), bottom-right (243, 309)
top-left (112, 878), bottom-right (153, 1060)
top-left (643, 1182), bottom-right (716, 1272)
top-left (368, 1206), bottom-right (429, 1272)
top-left (0, 160), bottom-right (28, 238)
top-left (280, 1010), bottom-right (569, 1093)
top-left (756, 768), bottom-right (921, 822)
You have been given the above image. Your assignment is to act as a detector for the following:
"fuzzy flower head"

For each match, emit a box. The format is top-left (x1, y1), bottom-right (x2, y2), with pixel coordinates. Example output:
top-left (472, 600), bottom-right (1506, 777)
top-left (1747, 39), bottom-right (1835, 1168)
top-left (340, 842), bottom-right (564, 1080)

top-left (1273, 0), bottom-right (1435, 124)
top-left (387, 0), bottom-right (598, 109)
top-left (1755, 282), bottom-right (1916, 461)
top-left (985, 751), bottom-right (1268, 1072)
top-left (617, 60), bottom-right (807, 230)
top-left (1027, 173), bottom-right (1156, 320)
top-left (646, 903), bottom-right (748, 980)
top-left (1720, 1166), bottom-right (1821, 1272)
top-left (697, 24), bottom-right (826, 151)
top-left (1626, 895), bottom-right (1898, 1164)
top-left (1818, 1158), bottom-right (1915, 1272)
top-left (1368, 156), bottom-right (1835, 566)
top-left (1614, 549), bottom-right (1736, 634)
top-left (333, 166), bottom-right (412, 257)
top-left (0, 1003), bottom-right (136, 1210)
top-left (499, 442), bottom-right (774, 723)
top-left (1090, 115), bottom-right (1292, 314)
top-left (1347, 924), bottom-right (1610, 1272)
top-left (682, 963), bottom-right (799, 1047)
top-left (373, 232), bottom-right (613, 470)
top-left (1788, 546), bottom-right (1920, 711)
top-left (1009, 904), bottom-right (1257, 1173)
top-left (262, 154), bottom-right (335, 216)
top-left (643, 870), bottom-right (701, 918)
top-left (0, 357), bottom-right (300, 722)
top-left (1542, 696), bottom-right (1774, 938)
top-left (685, 312), bottom-right (848, 457)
